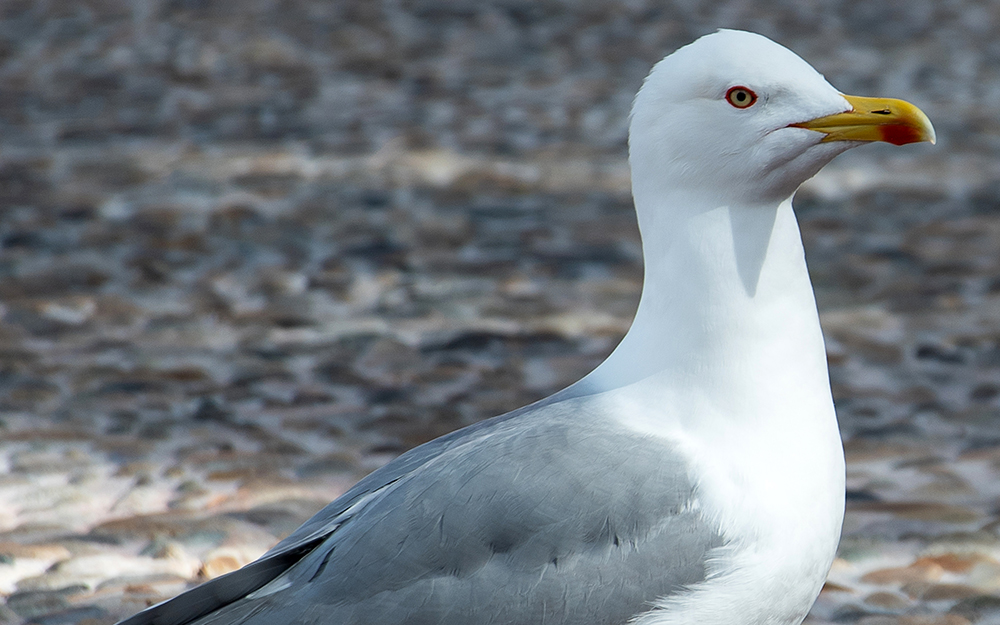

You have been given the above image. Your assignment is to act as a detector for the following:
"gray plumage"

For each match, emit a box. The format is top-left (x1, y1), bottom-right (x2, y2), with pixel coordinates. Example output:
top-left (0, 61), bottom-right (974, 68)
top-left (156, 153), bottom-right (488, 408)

top-left (119, 391), bottom-right (721, 625)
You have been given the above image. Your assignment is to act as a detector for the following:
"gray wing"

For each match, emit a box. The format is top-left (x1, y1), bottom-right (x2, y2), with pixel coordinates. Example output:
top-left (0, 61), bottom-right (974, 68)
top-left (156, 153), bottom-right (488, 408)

top-left (120, 394), bottom-right (721, 625)
top-left (117, 391), bottom-right (551, 625)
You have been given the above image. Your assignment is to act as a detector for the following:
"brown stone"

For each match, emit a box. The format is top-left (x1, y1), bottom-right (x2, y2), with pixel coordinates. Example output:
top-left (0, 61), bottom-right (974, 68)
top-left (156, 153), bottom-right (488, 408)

top-left (858, 616), bottom-right (971, 625)
top-left (821, 580), bottom-right (854, 593)
top-left (861, 561), bottom-right (945, 585)
top-left (0, 542), bottom-right (71, 561)
top-left (200, 554), bottom-right (243, 580)
top-left (850, 501), bottom-right (981, 523)
top-left (864, 590), bottom-right (911, 610)
top-left (918, 583), bottom-right (982, 601)
top-left (915, 553), bottom-right (997, 573)
top-left (199, 547), bottom-right (264, 580)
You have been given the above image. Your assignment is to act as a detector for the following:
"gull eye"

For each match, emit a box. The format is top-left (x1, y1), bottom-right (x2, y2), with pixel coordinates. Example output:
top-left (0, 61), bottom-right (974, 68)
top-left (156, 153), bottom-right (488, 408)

top-left (726, 86), bottom-right (757, 109)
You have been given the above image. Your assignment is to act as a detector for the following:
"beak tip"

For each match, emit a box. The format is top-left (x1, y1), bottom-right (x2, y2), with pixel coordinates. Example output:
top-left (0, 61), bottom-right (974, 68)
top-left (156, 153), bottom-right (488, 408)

top-left (915, 109), bottom-right (936, 146)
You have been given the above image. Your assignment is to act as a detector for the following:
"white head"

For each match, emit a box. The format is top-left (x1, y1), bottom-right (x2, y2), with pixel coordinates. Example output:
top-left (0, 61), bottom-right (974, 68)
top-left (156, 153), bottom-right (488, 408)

top-left (629, 30), bottom-right (934, 207)
top-left (581, 30), bottom-right (934, 393)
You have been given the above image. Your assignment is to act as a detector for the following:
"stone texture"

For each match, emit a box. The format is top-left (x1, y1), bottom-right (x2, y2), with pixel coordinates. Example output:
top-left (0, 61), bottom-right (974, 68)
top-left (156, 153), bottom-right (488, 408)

top-left (2, 1), bottom-right (999, 624)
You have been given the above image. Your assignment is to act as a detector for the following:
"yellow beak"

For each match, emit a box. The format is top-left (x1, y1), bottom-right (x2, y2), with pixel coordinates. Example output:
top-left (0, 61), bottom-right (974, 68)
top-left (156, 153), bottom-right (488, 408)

top-left (791, 94), bottom-right (935, 146)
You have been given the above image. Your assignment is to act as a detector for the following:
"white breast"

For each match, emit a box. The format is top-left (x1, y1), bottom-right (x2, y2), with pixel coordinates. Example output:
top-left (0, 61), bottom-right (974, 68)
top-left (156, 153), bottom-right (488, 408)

top-left (603, 376), bottom-right (845, 625)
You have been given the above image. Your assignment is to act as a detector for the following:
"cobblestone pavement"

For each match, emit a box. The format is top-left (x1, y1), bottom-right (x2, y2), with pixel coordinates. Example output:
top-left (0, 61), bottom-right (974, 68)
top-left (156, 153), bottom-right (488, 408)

top-left (1, 2), bottom-right (1000, 624)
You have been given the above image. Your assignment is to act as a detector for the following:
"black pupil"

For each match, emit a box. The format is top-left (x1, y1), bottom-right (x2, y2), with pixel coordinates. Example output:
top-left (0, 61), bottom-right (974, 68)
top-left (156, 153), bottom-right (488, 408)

top-left (736, 91), bottom-right (746, 101)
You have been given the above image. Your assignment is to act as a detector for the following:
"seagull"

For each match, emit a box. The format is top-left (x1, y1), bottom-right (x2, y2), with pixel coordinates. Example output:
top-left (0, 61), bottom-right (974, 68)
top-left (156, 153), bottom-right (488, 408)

top-left (117, 29), bottom-right (934, 625)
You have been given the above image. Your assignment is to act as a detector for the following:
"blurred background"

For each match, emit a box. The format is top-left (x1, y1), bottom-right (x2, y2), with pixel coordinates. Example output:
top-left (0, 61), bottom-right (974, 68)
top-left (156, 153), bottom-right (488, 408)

top-left (0, 1), bottom-right (998, 623)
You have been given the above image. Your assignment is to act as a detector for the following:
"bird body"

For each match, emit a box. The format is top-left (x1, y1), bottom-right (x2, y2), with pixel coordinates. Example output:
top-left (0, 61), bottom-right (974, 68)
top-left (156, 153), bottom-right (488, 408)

top-left (117, 30), bottom-right (934, 625)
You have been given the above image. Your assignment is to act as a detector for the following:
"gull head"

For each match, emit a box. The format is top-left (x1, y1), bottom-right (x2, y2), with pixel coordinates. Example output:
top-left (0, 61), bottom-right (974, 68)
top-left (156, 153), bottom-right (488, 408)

top-left (629, 29), bottom-right (935, 206)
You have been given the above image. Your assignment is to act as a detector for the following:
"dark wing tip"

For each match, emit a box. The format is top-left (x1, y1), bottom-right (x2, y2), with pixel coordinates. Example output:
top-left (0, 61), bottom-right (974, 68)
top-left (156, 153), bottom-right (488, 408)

top-left (115, 540), bottom-right (324, 625)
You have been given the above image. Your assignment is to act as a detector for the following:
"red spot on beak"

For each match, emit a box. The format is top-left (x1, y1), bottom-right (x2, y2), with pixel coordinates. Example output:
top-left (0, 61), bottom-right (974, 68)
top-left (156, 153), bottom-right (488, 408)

top-left (879, 124), bottom-right (924, 147)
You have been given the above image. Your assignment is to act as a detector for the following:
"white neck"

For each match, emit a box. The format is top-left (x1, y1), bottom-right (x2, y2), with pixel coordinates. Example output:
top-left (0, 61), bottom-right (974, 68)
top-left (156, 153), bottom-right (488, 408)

top-left (578, 189), bottom-right (845, 625)
top-left (579, 190), bottom-right (831, 417)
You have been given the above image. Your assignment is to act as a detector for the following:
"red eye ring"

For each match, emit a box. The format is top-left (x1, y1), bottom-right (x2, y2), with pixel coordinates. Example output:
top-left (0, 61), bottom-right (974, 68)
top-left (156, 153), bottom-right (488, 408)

top-left (726, 86), bottom-right (757, 109)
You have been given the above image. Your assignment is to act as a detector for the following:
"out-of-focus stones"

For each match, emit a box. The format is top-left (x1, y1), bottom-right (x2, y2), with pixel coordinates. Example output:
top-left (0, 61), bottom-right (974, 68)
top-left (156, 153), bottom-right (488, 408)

top-left (865, 590), bottom-right (912, 610)
top-left (16, 553), bottom-right (198, 594)
top-left (913, 583), bottom-right (981, 602)
top-left (0, 545), bottom-right (71, 562)
top-left (948, 595), bottom-right (1000, 622)
top-left (856, 616), bottom-right (971, 625)
top-left (852, 502), bottom-right (981, 524)
top-left (2, 2), bottom-right (1000, 624)
top-left (198, 546), bottom-right (263, 580)
top-left (862, 561), bottom-right (945, 586)
top-left (5, 587), bottom-right (89, 621)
